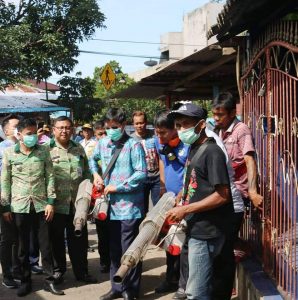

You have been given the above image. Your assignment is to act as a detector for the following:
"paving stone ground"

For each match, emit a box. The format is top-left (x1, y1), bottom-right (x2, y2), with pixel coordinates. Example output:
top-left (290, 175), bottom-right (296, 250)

top-left (0, 223), bottom-right (175, 300)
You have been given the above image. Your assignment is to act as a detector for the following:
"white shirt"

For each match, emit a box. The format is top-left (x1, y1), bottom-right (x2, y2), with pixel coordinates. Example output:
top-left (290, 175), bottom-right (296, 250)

top-left (205, 127), bottom-right (244, 213)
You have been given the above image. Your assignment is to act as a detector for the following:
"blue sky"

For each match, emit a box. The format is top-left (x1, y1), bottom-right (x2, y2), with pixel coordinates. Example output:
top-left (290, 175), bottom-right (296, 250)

top-left (50, 0), bottom-right (210, 83)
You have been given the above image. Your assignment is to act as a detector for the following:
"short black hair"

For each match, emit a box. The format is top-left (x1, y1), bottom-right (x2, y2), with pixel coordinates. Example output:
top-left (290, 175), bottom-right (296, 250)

top-left (17, 118), bottom-right (37, 132)
top-left (53, 116), bottom-right (73, 127)
top-left (212, 92), bottom-right (236, 112)
top-left (105, 108), bottom-right (126, 124)
top-left (1, 114), bottom-right (20, 130)
top-left (154, 111), bottom-right (175, 130)
top-left (94, 120), bottom-right (105, 130)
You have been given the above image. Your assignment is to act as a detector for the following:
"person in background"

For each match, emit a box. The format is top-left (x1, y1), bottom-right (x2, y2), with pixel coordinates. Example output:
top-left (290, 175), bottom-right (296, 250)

top-left (94, 120), bottom-right (107, 140)
top-left (49, 116), bottom-right (97, 285)
top-left (74, 127), bottom-right (84, 143)
top-left (90, 108), bottom-right (147, 300)
top-left (80, 123), bottom-right (97, 159)
top-left (154, 111), bottom-right (189, 295)
top-left (38, 124), bottom-right (52, 145)
top-left (93, 119), bottom-right (110, 273)
top-left (166, 103), bottom-right (233, 300)
top-left (211, 92), bottom-right (263, 299)
top-left (131, 111), bottom-right (160, 212)
top-left (0, 114), bottom-right (21, 289)
top-left (1, 118), bottom-right (64, 297)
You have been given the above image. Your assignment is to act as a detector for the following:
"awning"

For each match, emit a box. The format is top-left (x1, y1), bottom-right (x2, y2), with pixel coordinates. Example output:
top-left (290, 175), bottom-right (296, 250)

top-left (113, 39), bottom-right (242, 101)
top-left (0, 95), bottom-right (70, 114)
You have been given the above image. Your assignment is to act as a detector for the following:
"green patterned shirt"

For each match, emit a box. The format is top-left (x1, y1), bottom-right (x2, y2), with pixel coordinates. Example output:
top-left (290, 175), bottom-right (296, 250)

top-left (49, 138), bottom-right (91, 215)
top-left (0, 143), bottom-right (56, 213)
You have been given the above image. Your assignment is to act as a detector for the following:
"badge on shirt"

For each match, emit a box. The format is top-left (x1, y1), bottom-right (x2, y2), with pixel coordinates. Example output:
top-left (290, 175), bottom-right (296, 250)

top-left (178, 149), bottom-right (185, 157)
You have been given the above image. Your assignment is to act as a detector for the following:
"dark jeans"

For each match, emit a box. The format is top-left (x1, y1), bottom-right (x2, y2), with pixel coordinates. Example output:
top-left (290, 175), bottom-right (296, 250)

top-left (95, 217), bottom-right (110, 267)
top-left (179, 212), bottom-right (244, 299)
top-left (144, 175), bottom-right (160, 213)
top-left (109, 218), bottom-right (142, 294)
top-left (50, 213), bottom-right (88, 279)
top-left (0, 216), bottom-right (20, 279)
top-left (14, 211), bottom-right (54, 282)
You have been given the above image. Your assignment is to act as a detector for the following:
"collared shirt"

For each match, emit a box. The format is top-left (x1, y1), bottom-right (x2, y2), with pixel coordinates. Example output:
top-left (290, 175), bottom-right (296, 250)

top-left (0, 143), bottom-right (56, 213)
top-left (49, 138), bottom-right (91, 215)
top-left (219, 118), bottom-right (255, 198)
top-left (80, 137), bottom-right (97, 159)
top-left (89, 134), bottom-right (147, 220)
top-left (0, 139), bottom-right (15, 174)
top-left (131, 130), bottom-right (159, 177)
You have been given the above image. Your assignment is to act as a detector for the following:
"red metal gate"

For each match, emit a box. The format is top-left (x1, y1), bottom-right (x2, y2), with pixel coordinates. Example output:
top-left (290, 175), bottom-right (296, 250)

top-left (241, 21), bottom-right (298, 299)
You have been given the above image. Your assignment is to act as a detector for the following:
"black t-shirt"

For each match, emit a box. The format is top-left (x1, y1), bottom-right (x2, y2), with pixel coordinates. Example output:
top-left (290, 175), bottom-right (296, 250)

top-left (184, 138), bottom-right (233, 240)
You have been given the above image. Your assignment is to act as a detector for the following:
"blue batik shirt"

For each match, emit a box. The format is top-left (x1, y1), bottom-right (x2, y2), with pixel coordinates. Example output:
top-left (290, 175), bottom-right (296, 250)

top-left (89, 133), bottom-right (147, 220)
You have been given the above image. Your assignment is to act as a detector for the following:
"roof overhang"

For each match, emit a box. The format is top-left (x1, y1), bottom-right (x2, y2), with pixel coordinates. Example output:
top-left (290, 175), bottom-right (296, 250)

top-left (113, 39), bottom-right (243, 100)
top-left (0, 95), bottom-right (70, 114)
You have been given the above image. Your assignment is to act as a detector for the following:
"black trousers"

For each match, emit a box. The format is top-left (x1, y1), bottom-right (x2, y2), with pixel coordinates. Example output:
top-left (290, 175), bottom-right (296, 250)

top-left (95, 218), bottom-right (110, 267)
top-left (14, 211), bottom-right (54, 282)
top-left (29, 223), bottom-right (40, 266)
top-left (212, 212), bottom-right (244, 300)
top-left (109, 218), bottom-right (142, 294)
top-left (166, 252), bottom-right (180, 283)
top-left (0, 216), bottom-right (20, 279)
top-left (50, 213), bottom-right (88, 279)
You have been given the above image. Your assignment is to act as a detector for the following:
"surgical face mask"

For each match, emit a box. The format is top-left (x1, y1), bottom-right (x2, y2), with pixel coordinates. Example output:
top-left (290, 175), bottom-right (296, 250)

top-left (14, 128), bottom-right (19, 139)
top-left (22, 134), bottom-right (38, 148)
top-left (178, 121), bottom-right (203, 145)
top-left (106, 128), bottom-right (123, 141)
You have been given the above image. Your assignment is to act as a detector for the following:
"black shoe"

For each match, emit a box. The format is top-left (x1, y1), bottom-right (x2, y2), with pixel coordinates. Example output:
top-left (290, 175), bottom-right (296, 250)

top-left (100, 264), bottom-right (110, 273)
top-left (44, 280), bottom-right (65, 295)
top-left (122, 290), bottom-right (135, 300)
top-left (17, 282), bottom-right (32, 297)
top-left (172, 288), bottom-right (187, 299)
top-left (2, 277), bottom-right (18, 289)
top-left (155, 280), bottom-right (178, 294)
top-left (99, 290), bottom-right (121, 300)
top-left (53, 272), bottom-right (64, 285)
top-left (77, 274), bottom-right (97, 284)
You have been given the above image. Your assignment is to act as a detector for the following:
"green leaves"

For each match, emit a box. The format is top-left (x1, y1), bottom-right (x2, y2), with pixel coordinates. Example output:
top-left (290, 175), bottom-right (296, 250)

top-left (0, 0), bottom-right (105, 88)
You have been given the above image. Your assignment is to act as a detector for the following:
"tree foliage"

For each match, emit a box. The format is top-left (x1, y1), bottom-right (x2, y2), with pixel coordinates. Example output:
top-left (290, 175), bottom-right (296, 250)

top-left (57, 72), bottom-right (102, 122)
top-left (0, 0), bottom-right (105, 88)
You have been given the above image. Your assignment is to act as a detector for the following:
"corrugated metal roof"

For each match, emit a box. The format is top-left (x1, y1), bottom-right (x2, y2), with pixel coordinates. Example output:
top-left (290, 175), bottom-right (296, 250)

top-left (0, 95), bottom-right (69, 114)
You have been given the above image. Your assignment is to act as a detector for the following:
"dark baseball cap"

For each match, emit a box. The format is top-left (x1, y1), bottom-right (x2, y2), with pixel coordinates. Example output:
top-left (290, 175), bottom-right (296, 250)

top-left (169, 103), bottom-right (207, 120)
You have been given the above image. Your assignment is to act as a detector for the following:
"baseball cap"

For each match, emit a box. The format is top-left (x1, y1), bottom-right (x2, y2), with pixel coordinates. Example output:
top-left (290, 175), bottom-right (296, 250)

top-left (82, 123), bottom-right (93, 130)
top-left (169, 103), bottom-right (207, 120)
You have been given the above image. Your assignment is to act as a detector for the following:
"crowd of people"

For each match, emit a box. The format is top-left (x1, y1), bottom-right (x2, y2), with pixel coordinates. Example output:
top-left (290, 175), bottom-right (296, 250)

top-left (0, 92), bottom-right (263, 300)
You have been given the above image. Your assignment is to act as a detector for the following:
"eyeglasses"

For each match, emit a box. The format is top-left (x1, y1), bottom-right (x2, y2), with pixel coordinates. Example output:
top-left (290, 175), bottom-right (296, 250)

top-left (55, 126), bottom-right (72, 132)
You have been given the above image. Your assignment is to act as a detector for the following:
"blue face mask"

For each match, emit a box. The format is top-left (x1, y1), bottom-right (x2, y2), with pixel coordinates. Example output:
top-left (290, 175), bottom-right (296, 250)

top-left (23, 134), bottom-right (38, 148)
top-left (178, 121), bottom-right (203, 145)
top-left (106, 128), bottom-right (123, 141)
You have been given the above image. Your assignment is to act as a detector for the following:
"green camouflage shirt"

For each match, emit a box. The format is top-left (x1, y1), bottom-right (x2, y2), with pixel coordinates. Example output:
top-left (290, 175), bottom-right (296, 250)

top-left (49, 138), bottom-right (91, 215)
top-left (0, 143), bottom-right (56, 213)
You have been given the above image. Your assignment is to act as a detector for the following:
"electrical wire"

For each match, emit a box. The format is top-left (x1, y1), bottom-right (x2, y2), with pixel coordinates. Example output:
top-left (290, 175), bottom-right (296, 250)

top-left (91, 38), bottom-right (205, 47)
top-left (79, 50), bottom-right (180, 60)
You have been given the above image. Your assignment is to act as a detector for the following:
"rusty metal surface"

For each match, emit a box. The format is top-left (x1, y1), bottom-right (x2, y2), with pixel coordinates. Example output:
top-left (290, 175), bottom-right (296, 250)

top-left (241, 26), bottom-right (298, 298)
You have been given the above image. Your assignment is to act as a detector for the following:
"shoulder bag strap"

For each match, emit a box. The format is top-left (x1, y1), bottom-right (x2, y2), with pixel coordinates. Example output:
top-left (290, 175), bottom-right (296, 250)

top-left (102, 133), bottom-right (130, 180)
